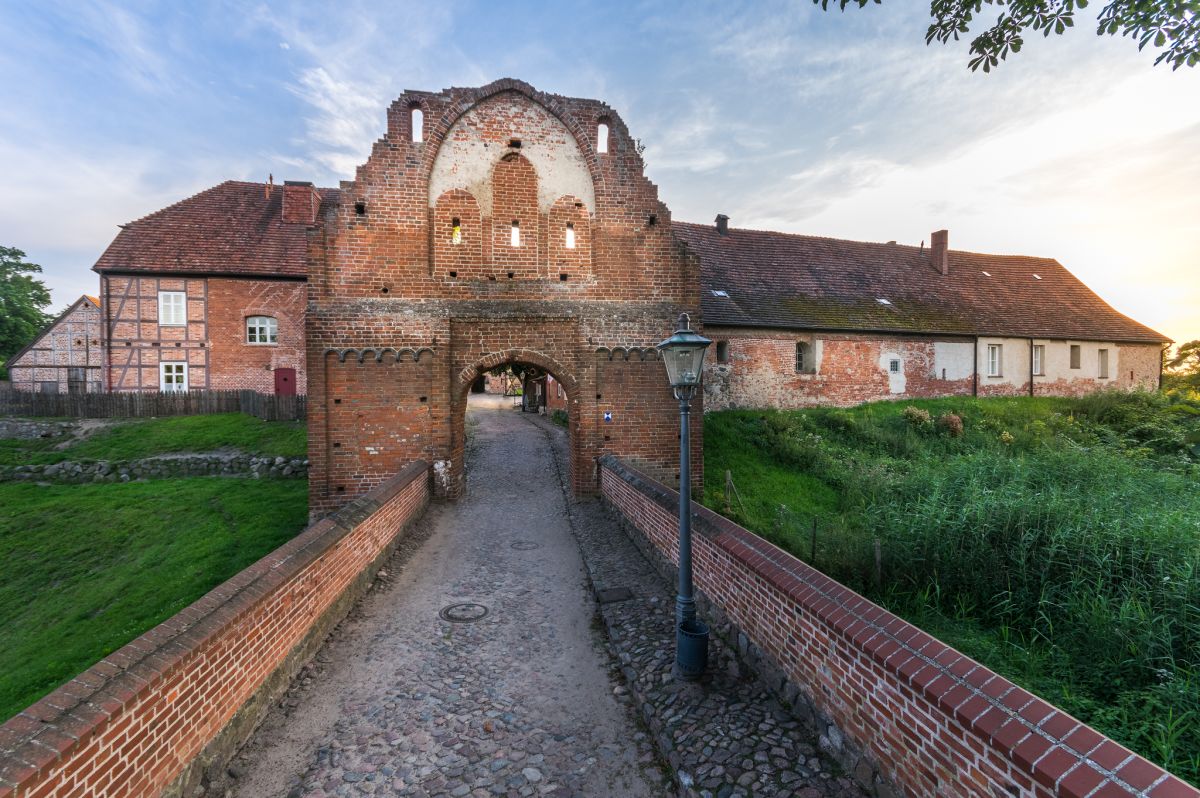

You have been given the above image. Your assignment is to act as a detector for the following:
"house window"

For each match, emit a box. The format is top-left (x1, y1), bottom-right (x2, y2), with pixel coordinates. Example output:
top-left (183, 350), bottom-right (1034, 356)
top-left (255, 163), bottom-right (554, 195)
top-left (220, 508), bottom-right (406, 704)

top-left (565, 222), bottom-right (576, 249)
top-left (510, 220), bottom-right (520, 247)
top-left (795, 342), bottom-right (814, 374)
top-left (451, 217), bottom-right (462, 245)
top-left (889, 359), bottom-right (901, 374)
top-left (160, 362), bottom-right (188, 393)
top-left (1070, 344), bottom-right (1081, 369)
top-left (716, 341), bottom-right (729, 363)
top-left (1033, 344), bottom-right (1045, 376)
top-left (1098, 348), bottom-right (1109, 379)
top-left (247, 316), bottom-right (278, 345)
top-left (158, 291), bottom-right (186, 326)
top-left (987, 344), bottom-right (1003, 377)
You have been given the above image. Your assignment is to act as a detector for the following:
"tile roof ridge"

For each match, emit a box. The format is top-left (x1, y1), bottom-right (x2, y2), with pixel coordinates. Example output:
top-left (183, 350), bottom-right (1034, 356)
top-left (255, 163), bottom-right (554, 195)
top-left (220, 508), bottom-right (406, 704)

top-left (673, 219), bottom-right (1061, 263)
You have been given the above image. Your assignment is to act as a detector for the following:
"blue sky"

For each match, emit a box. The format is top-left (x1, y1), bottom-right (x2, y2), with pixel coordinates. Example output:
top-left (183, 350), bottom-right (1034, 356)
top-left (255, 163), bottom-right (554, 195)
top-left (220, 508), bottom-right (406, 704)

top-left (1, 1), bottom-right (1197, 343)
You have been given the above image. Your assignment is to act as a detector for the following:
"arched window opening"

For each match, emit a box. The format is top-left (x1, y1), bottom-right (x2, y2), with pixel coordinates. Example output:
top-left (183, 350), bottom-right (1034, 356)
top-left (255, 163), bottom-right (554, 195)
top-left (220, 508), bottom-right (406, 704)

top-left (411, 107), bottom-right (424, 143)
top-left (247, 316), bottom-right (279, 345)
top-left (565, 222), bottom-right (576, 249)
top-left (597, 122), bottom-right (609, 154)
top-left (510, 220), bottom-right (521, 247)
top-left (451, 217), bottom-right (462, 245)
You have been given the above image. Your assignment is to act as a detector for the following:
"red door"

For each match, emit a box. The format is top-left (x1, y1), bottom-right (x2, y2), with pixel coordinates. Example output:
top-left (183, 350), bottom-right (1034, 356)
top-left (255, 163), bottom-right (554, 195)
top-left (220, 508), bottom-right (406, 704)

top-left (274, 367), bottom-right (297, 396)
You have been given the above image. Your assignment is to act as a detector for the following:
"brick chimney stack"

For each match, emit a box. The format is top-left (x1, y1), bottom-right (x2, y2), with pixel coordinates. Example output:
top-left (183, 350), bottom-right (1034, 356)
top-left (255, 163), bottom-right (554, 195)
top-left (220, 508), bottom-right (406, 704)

top-left (282, 180), bottom-right (320, 225)
top-left (715, 214), bottom-right (730, 236)
top-left (931, 229), bottom-right (949, 275)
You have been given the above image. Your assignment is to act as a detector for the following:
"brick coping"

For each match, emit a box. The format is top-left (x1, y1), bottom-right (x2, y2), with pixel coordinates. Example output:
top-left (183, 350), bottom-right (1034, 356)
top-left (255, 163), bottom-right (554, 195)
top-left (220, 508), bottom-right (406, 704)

top-left (598, 455), bottom-right (1197, 798)
top-left (0, 459), bottom-right (429, 793)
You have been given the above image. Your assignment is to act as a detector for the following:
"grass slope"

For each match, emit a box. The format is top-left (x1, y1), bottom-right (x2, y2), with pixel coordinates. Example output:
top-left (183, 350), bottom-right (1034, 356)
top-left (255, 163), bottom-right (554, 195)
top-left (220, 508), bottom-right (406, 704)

top-left (0, 478), bottom-right (308, 720)
top-left (0, 413), bottom-right (307, 467)
top-left (704, 392), bottom-right (1200, 783)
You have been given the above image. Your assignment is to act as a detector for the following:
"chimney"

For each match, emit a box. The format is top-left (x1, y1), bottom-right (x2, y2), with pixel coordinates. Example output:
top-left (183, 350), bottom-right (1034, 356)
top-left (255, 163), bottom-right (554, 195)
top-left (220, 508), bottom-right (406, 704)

top-left (282, 180), bottom-right (319, 225)
top-left (931, 229), bottom-right (949, 275)
top-left (715, 214), bottom-right (729, 236)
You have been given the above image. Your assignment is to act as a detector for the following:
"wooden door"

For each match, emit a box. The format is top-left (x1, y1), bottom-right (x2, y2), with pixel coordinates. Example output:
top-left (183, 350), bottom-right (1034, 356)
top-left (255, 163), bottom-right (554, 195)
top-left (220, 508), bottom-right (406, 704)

top-left (274, 367), bottom-right (297, 396)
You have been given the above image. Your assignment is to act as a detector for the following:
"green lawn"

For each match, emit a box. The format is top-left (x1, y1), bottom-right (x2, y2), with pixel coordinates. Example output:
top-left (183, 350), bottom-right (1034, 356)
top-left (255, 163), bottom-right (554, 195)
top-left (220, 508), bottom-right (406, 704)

top-left (0, 478), bottom-right (308, 720)
top-left (0, 413), bottom-right (307, 467)
top-left (704, 392), bottom-right (1200, 784)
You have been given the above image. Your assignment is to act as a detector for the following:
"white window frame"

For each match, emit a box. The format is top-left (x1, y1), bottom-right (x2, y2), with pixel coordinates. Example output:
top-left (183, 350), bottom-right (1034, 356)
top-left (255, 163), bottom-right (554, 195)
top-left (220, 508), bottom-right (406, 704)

top-left (158, 291), bottom-right (187, 326)
top-left (159, 362), bottom-right (188, 393)
top-left (889, 358), bottom-right (901, 374)
top-left (987, 344), bottom-right (1003, 377)
top-left (1032, 344), bottom-right (1045, 376)
top-left (246, 316), bottom-right (279, 345)
top-left (1098, 348), bottom-right (1110, 379)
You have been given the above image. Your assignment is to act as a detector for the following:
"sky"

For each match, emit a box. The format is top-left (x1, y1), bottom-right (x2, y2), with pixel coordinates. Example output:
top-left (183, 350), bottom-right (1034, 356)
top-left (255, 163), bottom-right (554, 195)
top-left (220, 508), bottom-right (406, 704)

top-left (1, 1), bottom-right (1197, 345)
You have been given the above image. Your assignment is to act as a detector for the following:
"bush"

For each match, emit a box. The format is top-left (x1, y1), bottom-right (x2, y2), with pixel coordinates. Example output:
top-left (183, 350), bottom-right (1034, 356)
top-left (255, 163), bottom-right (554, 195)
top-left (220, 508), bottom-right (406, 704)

top-left (937, 412), bottom-right (963, 437)
top-left (902, 406), bottom-right (931, 426)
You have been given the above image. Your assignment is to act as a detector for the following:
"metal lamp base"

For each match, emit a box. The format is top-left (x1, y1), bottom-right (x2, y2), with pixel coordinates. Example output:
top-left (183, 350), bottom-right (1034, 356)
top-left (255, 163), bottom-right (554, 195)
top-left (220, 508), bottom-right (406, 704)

top-left (675, 618), bottom-right (710, 680)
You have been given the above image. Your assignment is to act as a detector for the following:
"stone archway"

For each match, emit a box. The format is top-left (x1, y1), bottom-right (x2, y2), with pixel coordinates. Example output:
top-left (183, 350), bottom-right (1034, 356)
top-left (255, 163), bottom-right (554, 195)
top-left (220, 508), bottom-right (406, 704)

top-left (446, 348), bottom-right (583, 498)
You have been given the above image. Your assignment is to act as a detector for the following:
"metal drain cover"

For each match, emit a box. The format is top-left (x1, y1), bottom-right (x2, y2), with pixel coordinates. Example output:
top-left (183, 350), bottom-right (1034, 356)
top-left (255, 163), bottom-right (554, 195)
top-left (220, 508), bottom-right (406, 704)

top-left (510, 541), bottom-right (540, 551)
top-left (439, 603), bottom-right (489, 623)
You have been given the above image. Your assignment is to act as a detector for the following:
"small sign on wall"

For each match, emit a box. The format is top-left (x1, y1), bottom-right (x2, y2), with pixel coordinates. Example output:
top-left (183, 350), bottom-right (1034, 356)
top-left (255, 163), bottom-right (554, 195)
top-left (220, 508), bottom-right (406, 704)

top-left (604, 411), bottom-right (612, 423)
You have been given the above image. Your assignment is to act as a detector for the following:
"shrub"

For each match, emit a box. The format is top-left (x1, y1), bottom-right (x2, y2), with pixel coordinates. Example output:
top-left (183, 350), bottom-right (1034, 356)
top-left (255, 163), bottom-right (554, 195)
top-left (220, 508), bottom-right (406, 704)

top-left (902, 406), bottom-right (932, 427)
top-left (937, 412), bottom-right (963, 437)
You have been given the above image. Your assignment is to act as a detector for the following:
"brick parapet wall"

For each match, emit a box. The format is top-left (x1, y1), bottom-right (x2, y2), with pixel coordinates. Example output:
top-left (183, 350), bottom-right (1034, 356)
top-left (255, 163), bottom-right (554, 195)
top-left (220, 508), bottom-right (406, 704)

top-left (0, 460), bottom-right (431, 798)
top-left (598, 456), bottom-right (1196, 798)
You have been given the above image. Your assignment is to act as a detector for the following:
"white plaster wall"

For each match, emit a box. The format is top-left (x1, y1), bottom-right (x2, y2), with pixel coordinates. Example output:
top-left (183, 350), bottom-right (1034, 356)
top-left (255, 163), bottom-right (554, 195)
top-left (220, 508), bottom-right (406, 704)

top-left (428, 93), bottom-right (595, 216)
top-left (877, 349), bottom-right (906, 394)
top-left (933, 342), bottom-right (974, 381)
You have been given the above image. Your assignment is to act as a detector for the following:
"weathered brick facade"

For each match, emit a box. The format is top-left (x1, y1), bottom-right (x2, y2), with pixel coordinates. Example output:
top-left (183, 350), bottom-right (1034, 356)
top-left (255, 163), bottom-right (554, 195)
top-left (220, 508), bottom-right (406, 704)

top-left (703, 328), bottom-right (1162, 410)
top-left (306, 79), bottom-right (702, 515)
top-left (7, 296), bottom-right (103, 394)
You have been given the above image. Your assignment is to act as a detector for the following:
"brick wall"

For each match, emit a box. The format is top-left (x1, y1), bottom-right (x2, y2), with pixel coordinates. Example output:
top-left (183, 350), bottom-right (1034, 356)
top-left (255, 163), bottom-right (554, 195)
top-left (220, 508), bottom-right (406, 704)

top-left (307, 79), bottom-right (700, 514)
top-left (206, 278), bottom-right (306, 393)
top-left (0, 461), bottom-right (431, 798)
top-left (8, 299), bottom-right (103, 394)
top-left (704, 328), bottom-right (1163, 410)
top-left (599, 457), bottom-right (1197, 798)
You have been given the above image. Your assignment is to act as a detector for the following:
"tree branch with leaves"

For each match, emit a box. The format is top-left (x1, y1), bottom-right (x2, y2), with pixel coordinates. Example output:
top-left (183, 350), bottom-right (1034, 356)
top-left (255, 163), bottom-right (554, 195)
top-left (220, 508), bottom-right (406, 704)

top-left (814, 1), bottom-right (1200, 71)
top-left (0, 246), bottom-right (53, 381)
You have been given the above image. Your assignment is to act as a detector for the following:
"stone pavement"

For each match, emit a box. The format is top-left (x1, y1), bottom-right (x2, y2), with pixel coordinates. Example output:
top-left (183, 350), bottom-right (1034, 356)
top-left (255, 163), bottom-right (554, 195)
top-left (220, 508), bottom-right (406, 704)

top-left (220, 394), bottom-right (668, 797)
top-left (524, 412), bottom-right (871, 798)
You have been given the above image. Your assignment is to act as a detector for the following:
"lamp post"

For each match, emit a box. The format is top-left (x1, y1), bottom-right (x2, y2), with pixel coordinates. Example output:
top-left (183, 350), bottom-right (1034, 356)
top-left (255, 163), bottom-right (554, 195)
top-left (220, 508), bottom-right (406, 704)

top-left (656, 312), bottom-right (712, 680)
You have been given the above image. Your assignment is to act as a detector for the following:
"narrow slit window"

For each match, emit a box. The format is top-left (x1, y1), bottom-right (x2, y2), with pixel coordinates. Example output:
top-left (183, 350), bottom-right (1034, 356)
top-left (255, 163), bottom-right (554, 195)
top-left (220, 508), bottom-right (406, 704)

top-left (1070, 344), bottom-right (1081, 369)
top-left (987, 344), bottom-right (1003, 377)
top-left (411, 107), bottom-right (423, 143)
top-left (597, 122), bottom-right (608, 154)
top-left (510, 220), bottom-right (520, 247)
top-left (565, 222), bottom-right (576, 249)
top-left (716, 341), bottom-right (729, 363)
top-left (1098, 348), bottom-right (1110, 379)
top-left (451, 217), bottom-right (462, 245)
top-left (1032, 344), bottom-right (1045, 376)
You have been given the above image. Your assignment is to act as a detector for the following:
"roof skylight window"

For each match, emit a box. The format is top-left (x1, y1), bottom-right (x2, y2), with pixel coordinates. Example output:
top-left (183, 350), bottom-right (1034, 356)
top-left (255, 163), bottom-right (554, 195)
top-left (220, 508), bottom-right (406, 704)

top-left (877, 298), bottom-right (892, 305)
top-left (1032, 273), bottom-right (1042, 280)
top-left (982, 271), bottom-right (991, 277)
top-left (711, 289), bottom-right (729, 297)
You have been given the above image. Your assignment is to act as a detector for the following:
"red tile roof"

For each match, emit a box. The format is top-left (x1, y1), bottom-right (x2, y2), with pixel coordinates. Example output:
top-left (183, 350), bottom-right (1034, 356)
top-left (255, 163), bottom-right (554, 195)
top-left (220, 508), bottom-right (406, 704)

top-left (84, 295), bottom-right (100, 307)
top-left (674, 222), bottom-right (1169, 344)
top-left (92, 181), bottom-right (340, 279)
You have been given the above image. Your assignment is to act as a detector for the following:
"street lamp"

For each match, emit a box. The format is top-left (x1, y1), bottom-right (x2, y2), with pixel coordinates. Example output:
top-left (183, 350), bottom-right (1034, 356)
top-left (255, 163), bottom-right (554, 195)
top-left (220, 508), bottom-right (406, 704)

top-left (656, 312), bottom-right (712, 680)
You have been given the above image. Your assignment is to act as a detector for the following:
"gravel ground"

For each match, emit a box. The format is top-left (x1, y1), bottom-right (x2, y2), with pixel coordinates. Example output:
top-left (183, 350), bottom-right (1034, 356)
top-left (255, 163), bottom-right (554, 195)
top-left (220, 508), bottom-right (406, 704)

top-left (220, 394), bottom-right (668, 798)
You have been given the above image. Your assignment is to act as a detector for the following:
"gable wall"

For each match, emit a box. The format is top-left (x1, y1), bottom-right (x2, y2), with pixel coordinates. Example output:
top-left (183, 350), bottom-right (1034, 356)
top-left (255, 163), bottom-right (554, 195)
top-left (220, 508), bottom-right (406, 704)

top-left (8, 301), bottom-right (104, 393)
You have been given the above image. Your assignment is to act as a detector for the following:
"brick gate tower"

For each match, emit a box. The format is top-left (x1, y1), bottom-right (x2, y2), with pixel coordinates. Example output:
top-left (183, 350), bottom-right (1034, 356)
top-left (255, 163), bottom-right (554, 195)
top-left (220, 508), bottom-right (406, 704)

top-left (307, 79), bottom-right (701, 516)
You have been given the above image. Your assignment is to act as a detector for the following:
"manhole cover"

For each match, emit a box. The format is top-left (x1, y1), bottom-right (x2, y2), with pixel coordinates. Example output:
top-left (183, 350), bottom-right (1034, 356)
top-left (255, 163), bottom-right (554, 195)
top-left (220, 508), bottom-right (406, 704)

top-left (510, 541), bottom-right (540, 551)
top-left (439, 603), bottom-right (489, 623)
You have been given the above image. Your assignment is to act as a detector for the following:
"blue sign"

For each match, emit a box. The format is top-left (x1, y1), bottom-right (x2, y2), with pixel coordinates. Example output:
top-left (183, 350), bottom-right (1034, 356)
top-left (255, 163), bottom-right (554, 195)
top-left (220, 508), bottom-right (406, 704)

top-left (603, 411), bottom-right (612, 423)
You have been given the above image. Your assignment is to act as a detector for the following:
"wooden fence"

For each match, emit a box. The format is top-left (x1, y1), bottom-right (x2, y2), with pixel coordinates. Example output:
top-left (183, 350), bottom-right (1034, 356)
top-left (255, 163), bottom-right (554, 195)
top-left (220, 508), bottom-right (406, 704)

top-left (0, 389), bottom-right (306, 421)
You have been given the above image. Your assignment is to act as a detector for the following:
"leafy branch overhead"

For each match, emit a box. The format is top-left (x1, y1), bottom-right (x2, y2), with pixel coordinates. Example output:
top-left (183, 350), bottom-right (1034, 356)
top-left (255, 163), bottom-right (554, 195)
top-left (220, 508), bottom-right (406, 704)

top-left (813, 1), bottom-right (1200, 71)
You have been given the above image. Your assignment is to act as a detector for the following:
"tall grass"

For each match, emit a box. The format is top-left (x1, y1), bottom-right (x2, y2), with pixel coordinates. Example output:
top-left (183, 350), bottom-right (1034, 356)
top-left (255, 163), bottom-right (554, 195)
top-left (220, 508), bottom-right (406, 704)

top-left (704, 391), bottom-right (1200, 783)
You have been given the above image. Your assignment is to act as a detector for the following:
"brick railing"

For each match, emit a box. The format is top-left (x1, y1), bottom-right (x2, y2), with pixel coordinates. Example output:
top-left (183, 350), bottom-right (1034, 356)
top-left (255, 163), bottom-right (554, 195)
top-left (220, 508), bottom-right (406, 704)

top-left (0, 460), bottom-right (430, 798)
top-left (599, 456), bottom-right (1197, 798)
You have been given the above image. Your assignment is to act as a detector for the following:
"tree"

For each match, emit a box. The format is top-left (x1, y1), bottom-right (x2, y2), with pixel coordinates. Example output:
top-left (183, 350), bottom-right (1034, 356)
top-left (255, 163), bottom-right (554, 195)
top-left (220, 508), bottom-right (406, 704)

top-left (813, 1), bottom-right (1200, 72)
top-left (0, 246), bottom-right (52, 381)
top-left (1164, 339), bottom-right (1200, 394)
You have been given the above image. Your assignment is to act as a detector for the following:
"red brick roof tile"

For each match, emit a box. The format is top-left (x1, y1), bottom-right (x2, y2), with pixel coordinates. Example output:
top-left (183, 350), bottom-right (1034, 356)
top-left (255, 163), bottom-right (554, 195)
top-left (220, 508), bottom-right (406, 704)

top-left (92, 181), bottom-right (340, 279)
top-left (674, 222), bottom-right (1168, 344)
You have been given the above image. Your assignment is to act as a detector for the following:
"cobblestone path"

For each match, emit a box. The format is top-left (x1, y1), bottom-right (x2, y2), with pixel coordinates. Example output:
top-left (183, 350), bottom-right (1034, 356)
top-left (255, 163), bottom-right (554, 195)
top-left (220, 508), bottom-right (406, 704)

top-left (224, 394), bottom-right (668, 798)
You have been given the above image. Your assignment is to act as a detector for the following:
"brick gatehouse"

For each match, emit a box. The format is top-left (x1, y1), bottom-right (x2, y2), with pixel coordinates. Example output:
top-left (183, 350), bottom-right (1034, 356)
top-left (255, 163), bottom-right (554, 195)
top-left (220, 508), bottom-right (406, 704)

top-left (307, 79), bottom-right (701, 515)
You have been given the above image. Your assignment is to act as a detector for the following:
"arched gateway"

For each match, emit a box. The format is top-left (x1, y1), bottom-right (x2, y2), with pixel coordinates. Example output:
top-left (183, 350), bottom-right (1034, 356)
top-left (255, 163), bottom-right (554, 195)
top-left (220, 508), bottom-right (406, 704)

top-left (308, 80), bottom-right (701, 515)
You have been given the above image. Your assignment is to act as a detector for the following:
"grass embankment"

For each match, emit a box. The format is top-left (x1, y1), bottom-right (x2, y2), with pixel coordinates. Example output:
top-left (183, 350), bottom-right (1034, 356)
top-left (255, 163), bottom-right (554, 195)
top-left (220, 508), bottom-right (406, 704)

top-left (0, 413), bottom-right (306, 466)
top-left (704, 392), bottom-right (1200, 783)
top-left (0, 413), bottom-right (308, 721)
